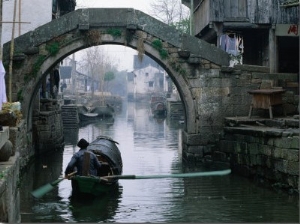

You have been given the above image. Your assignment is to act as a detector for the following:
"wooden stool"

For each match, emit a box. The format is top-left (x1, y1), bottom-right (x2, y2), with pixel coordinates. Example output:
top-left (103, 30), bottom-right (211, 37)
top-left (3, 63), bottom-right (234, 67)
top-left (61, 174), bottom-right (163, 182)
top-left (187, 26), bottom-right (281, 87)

top-left (248, 89), bottom-right (286, 119)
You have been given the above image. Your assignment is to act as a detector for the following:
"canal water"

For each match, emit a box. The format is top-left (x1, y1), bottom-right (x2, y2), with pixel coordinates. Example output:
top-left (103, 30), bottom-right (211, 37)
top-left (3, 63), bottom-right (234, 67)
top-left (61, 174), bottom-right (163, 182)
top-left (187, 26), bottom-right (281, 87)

top-left (20, 101), bottom-right (299, 223)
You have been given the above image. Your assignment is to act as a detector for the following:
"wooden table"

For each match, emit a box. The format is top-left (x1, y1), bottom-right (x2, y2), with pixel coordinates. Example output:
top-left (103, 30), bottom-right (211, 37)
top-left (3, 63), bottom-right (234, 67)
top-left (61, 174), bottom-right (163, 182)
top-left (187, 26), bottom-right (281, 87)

top-left (248, 89), bottom-right (286, 119)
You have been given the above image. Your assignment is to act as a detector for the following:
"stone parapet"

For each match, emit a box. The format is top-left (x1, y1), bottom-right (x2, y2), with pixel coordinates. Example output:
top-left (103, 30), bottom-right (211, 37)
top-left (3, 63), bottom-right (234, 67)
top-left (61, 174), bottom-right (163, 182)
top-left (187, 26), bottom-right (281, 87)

top-left (0, 153), bottom-right (20, 223)
top-left (0, 127), bottom-right (9, 149)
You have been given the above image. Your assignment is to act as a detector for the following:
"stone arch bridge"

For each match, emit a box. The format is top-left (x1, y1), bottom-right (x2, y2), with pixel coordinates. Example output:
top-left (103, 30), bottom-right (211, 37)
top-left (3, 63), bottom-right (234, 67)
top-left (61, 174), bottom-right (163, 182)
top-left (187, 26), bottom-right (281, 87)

top-left (3, 8), bottom-right (264, 160)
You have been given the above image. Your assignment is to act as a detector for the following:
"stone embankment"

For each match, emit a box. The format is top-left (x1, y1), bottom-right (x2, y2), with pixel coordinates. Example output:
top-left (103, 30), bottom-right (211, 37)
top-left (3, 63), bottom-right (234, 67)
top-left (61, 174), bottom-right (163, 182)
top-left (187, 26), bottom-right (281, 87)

top-left (0, 126), bottom-right (21, 223)
top-left (215, 115), bottom-right (299, 194)
top-left (0, 118), bottom-right (30, 222)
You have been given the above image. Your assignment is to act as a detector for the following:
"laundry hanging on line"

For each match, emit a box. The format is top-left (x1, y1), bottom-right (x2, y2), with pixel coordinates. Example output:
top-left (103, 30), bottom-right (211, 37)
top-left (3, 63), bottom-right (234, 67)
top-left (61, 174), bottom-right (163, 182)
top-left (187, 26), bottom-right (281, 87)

top-left (219, 33), bottom-right (244, 56)
top-left (0, 60), bottom-right (7, 111)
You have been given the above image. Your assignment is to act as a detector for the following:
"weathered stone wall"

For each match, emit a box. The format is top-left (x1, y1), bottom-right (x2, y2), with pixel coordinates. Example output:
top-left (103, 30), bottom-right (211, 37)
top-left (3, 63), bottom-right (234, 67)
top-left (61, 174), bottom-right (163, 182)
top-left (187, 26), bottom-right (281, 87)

top-left (217, 118), bottom-right (299, 193)
top-left (0, 105), bottom-right (64, 222)
top-left (166, 99), bottom-right (184, 120)
top-left (9, 120), bottom-right (32, 169)
top-left (0, 127), bottom-right (21, 223)
top-left (34, 100), bottom-right (64, 154)
top-left (182, 65), bottom-right (299, 163)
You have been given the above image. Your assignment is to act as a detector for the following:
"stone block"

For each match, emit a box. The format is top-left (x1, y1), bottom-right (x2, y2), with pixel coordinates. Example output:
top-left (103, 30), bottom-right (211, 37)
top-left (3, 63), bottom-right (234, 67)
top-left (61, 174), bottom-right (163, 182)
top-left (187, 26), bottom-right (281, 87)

top-left (287, 150), bottom-right (299, 162)
top-left (274, 159), bottom-right (288, 173)
top-left (36, 124), bottom-right (51, 131)
top-left (248, 143), bottom-right (259, 155)
top-left (255, 154), bottom-right (263, 166)
top-left (183, 152), bottom-right (196, 163)
top-left (266, 138), bottom-right (274, 146)
top-left (237, 153), bottom-right (249, 165)
top-left (285, 119), bottom-right (299, 128)
top-left (265, 130), bottom-right (283, 137)
top-left (234, 142), bottom-right (247, 154)
top-left (281, 148), bottom-right (288, 160)
top-left (210, 64), bottom-right (221, 69)
top-left (203, 145), bottom-right (214, 155)
top-left (264, 156), bottom-right (272, 168)
top-left (237, 153), bottom-right (243, 164)
top-left (251, 78), bottom-right (262, 84)
top-left (0, 127), bottom-right (9, 149)
top-left (219, 140), bottom-right (234, 153)
top-left (273, 147), bottom-right (283, 159)
top-left (249, 154), bottom-right (257, 166)
top-left (290, 136), bottom-right (299, 149)
top-left (213, 151), bottom-right (228, 162)
top-left (287, 176), bottom-right (299, 189)
top-left (287, 161), bottom-right (299, 175)
top-left (261, 145), bottom-right (273, 156)
top-left (273, 137), bottom-right (294, 148)
top-left (37, 130), bottom-right (52, 141)
top-left (182, 132), bottom-right (201, 145)
top-left (236, 78), bottom-right (251, 86)
top-left (233, 134), bottom-right (245, 141)
top-left (0, 140), bottom-right (12, 162)
top-left (245, 135), bottom-right (259, 143)
top-left (187, 145), bottom-right (204, 156)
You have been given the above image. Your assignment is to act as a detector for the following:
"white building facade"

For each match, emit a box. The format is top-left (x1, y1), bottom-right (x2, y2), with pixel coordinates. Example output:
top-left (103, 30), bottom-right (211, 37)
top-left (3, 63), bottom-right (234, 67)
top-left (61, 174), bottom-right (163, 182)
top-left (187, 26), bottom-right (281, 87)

top-left (130, 65), bottom-right (166, 101)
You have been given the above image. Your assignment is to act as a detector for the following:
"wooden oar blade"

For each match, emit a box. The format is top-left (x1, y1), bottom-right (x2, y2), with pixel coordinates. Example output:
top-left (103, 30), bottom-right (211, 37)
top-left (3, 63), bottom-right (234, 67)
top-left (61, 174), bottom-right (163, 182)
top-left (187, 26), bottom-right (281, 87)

top-left (102, 169), bottom-right (231, 180)
top-left (31, 183), bottom-right (57, 199)
top-left (31, 171), bottom-right (77, 199)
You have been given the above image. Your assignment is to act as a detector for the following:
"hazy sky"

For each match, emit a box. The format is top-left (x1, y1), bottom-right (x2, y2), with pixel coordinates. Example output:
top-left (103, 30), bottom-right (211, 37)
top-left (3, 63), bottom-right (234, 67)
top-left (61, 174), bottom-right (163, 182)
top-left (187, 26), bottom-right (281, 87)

top-left (76, 0), bottom-right (152, 13)
top-left (75, 0), bottom-right (153, 71)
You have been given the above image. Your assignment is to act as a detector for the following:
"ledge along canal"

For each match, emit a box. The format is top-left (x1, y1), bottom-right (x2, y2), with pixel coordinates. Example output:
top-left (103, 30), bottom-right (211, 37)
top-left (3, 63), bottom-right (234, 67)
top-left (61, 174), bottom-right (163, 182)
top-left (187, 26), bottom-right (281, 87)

top-left (20, 101), bottom-right (299, 223)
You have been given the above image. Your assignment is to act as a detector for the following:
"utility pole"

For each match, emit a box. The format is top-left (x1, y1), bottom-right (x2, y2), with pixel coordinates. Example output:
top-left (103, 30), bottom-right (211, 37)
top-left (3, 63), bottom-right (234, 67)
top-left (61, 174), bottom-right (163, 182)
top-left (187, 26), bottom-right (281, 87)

top-left (0, 0), bottom-right (3, 60)
top-left (190, 0), bottom-right (193, 36)
top-left (8, 0), bottom-right (17, 102)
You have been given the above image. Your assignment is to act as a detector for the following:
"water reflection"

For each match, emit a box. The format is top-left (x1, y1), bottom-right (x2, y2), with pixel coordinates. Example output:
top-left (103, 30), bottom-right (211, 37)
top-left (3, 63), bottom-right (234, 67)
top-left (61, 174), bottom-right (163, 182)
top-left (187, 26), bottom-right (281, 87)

top-left (20, 149), bottom-right (65, 222)
top-left (79, 117), bottom-right (115, 129)
top-left (68, 185), bottom-right (123, 222)
top-left (20, 101), bottom-right (299, 223)
top-left (63, 128), bottom-right (78, 145)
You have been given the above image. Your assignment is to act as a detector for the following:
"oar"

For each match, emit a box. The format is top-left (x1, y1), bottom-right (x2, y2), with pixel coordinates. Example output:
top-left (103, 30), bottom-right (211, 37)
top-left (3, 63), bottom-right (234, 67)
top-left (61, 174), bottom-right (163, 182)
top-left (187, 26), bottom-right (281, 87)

top-left (31, 171), bottom-right (77, 199)
top-left (101, 169), bottom-right (231, 180)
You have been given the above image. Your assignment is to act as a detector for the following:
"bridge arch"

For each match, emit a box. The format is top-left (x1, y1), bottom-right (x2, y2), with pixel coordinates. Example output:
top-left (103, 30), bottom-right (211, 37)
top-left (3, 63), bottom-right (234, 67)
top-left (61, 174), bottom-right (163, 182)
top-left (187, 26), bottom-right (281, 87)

top-left (2, 8), bottom-right (229, 145)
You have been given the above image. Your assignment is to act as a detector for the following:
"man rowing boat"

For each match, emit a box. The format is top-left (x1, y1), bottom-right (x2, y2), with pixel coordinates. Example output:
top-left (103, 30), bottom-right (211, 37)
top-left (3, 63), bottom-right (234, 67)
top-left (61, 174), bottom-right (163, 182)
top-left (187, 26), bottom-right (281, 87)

top-left (64, 138), bottom-right (102, 178)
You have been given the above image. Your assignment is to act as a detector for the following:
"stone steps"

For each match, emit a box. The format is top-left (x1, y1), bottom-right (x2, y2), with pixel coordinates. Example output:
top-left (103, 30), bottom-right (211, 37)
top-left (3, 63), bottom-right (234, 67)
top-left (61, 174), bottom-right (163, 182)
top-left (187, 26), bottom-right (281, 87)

top-left (61, 105), bottom-right (79, 128)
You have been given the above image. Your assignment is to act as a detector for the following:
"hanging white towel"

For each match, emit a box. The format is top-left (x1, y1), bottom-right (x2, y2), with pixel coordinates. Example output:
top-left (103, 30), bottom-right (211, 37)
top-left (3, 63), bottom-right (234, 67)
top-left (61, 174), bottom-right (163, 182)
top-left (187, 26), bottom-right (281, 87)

top-left (0, 60), bottom-right (7, 110)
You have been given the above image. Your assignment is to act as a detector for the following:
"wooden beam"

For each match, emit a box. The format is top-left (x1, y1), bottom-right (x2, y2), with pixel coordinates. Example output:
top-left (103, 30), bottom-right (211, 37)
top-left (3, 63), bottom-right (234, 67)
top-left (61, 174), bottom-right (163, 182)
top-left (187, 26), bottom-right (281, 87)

top-left (0, 21), bottom-right (30, 23)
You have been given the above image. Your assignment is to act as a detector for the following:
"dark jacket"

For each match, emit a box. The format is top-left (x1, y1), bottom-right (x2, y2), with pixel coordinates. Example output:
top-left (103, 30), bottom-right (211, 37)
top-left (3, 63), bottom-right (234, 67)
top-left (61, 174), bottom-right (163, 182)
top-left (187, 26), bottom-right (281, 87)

top-left (65, 148), bottom-right (102, 176)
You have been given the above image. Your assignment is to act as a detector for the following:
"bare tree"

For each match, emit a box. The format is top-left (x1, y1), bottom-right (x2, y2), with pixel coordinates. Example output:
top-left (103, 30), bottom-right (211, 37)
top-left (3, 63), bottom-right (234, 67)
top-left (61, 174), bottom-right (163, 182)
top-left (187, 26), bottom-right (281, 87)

top-left (149, 0), bottom-right (190, 33)
top-left (79, 46), bottom-right (117, 103)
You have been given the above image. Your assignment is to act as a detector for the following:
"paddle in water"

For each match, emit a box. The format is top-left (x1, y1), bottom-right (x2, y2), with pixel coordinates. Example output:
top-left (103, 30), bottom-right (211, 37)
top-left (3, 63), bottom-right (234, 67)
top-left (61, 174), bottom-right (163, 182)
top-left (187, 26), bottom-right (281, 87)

top-left (101, 169), bottom-right (231, 180)
top-left (31, 171), bottom-right (77, 199)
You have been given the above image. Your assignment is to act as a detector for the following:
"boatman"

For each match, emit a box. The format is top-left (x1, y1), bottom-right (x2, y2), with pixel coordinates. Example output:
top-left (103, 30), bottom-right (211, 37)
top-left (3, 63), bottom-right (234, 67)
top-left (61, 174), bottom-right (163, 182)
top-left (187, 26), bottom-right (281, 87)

top-left (64, 138), bottom-right (102, 178)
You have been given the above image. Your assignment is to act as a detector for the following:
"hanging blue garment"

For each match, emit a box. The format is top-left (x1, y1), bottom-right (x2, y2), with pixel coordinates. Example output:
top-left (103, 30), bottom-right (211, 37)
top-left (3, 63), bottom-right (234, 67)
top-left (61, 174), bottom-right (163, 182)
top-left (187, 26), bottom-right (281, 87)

top-left (226, 36), bottom-right (238, 56)
top-left (219, 34), bottom-right (227, 51)
top-left (0, 60), bottom-right (7, 110)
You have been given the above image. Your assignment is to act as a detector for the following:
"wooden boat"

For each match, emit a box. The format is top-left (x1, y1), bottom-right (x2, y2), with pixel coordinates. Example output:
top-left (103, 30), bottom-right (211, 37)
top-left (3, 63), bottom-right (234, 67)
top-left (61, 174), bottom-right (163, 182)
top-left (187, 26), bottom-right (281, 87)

top-left (71, 135), bottom-right (123, 196)
top-left (150, 94), bottom-right (167, 117)
top-left (79, 117), bottom-right (115, 128)
top-left (90, 104), bottom-right (114, 118)
top-left (77, 104), bottom-right (114, 123)
top-left (78, 112), bottom-right (99, 121)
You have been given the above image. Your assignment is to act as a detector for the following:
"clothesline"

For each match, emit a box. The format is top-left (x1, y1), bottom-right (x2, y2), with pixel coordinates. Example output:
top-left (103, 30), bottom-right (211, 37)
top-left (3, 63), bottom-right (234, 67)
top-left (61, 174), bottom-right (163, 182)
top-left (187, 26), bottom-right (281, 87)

top-left (219, 33), bottom-right (244, 56)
